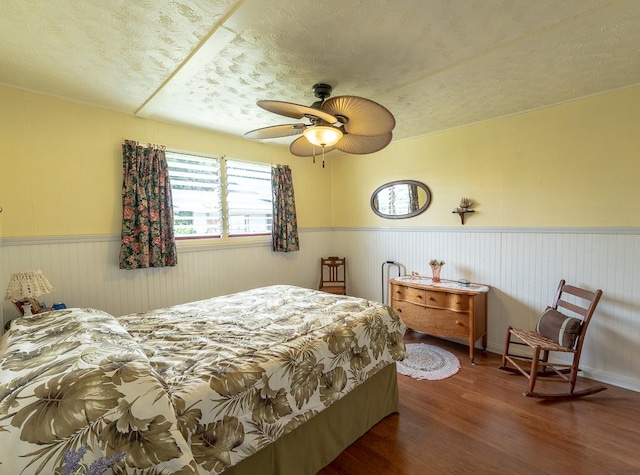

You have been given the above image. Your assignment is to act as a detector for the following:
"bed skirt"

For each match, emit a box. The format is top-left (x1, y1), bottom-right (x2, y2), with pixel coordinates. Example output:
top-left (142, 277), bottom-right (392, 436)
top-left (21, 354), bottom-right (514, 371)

top-left (223, 363), bottom-right (399, 474)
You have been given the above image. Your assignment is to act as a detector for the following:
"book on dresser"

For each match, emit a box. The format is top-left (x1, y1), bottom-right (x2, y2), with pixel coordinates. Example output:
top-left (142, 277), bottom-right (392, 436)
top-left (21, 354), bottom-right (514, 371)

top-left (389, 276), bottom-right (489, 363)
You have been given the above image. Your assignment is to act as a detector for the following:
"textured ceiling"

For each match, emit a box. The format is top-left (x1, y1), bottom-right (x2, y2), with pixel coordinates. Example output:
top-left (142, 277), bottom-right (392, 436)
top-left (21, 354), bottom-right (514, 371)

top-left (1, 0), bottom-right (639, 146)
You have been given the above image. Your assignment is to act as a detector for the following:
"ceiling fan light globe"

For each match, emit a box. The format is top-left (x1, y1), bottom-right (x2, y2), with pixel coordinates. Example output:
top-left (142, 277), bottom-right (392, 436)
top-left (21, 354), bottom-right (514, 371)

top-left (303, 126), bottom-right (343, 147)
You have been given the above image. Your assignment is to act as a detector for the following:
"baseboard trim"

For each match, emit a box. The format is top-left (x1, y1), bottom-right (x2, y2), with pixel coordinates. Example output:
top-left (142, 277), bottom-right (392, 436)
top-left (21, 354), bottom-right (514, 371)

top-left (486, 342), bottom-right (640, 393)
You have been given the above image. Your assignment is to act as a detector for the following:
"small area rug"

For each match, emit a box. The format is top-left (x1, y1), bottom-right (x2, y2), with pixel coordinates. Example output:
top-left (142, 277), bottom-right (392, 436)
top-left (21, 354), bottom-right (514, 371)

top-left (397, 343), bottom-right (461, 380)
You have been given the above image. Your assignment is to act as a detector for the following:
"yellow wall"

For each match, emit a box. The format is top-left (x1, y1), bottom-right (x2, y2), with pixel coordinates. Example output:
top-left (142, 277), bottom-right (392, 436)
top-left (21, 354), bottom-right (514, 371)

top-left (0, 86), bottom-right (333, 238)
top-left (332, 85), bottom-right (640, 227)
top-left (2, 84), bottom-right (639, 238)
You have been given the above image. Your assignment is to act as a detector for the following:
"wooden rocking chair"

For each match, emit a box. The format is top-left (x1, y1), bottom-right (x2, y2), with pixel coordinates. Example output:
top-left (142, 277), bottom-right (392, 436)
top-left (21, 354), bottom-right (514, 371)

top-left (499, 279), bottom-right (606, 400)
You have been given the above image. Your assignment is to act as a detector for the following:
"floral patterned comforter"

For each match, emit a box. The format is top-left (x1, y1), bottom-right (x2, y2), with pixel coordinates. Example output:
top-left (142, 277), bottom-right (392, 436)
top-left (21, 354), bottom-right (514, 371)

top-left (0, 285), bottom-right (406, 474)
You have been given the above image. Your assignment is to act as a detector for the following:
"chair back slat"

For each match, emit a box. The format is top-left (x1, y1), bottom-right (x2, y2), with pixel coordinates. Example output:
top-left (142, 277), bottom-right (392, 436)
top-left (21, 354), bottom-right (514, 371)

top-left (556, 299), bottom-right (589, 319)
top-left (562, 284), bottom-right (597, 301)
top-left (553, 281), bottom-right (603, 346)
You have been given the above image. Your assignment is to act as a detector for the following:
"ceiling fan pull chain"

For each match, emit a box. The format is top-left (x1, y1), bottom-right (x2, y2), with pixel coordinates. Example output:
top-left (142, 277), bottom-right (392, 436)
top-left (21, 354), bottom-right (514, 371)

top-left (322, 146), bottom-right (325, 168)
top-left (312, 145), bottom-right (316, 164)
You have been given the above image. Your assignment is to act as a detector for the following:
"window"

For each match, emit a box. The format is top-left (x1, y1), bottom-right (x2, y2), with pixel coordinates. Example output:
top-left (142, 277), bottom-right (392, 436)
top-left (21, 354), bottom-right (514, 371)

top-left (166, 151), bottom-right (222, 237)
top-left (166, 151), bottom-right (272, 238)
top-left (226, 159), bottom-right (273, 236)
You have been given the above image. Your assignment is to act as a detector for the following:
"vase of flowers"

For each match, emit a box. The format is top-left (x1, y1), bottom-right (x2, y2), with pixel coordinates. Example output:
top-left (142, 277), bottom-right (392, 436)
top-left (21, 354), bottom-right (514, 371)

top-left (429, 259), bottom-right (445, 283)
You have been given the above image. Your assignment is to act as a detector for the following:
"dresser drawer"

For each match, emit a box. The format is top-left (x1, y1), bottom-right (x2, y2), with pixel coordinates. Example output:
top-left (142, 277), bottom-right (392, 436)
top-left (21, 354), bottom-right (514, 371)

top-left (391, 284), bottom-right (418, 302)
top-left (392, 285), bottom-right (428, 304)
top-left (392, 284), bottom-right (470, 312)
top-left (421, 308), bottom-right (470, 339)
top-left (423, 290), bottom-right (447, 307)
top-left (392, 299), bottom-right (424, 321)
top-left (441, 292), bottom-right (470, 312)
top-left (394, 301), bottom-right (469, 339)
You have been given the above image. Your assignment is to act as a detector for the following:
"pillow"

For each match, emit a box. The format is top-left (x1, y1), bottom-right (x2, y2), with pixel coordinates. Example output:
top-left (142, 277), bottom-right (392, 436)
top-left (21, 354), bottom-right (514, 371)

top-left (536, 307), bottom-right (582, 348)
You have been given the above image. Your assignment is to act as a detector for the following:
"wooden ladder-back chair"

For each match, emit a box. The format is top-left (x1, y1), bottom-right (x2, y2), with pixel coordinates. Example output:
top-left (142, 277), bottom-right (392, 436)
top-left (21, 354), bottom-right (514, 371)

top-left (499, 279), bottom-right (606, 400)
top-left (319, 257), bottom-right (346, 295)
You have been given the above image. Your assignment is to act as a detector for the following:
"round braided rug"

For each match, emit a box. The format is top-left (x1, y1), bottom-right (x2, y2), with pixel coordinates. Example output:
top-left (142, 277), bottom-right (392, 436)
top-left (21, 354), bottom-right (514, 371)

top-left (397, 343), bottom-right (461, 380)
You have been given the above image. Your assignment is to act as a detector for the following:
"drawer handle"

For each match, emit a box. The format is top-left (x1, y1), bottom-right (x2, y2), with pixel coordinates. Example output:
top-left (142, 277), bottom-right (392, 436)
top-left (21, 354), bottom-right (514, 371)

top-left (417, 295), bottom-right (423, 299)
top-left (428, 296), bottom-right (435, 301)
top-left (456, 320), bottom-right (463, 326)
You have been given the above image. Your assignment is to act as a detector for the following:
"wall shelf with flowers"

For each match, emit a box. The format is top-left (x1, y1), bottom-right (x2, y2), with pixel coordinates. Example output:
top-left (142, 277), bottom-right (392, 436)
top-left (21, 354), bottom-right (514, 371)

top-left (452, 197), bottom-right (474, 225)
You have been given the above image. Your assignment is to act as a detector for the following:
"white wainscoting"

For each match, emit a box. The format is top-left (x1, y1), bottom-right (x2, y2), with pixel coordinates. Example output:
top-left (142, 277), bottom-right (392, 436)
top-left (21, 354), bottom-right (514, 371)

top-left (334, 227), bottom-right (640, 392)
top-left (1, 229), bottom-right (335, 322)
top-left (2, 226), bottom-right (638, 392)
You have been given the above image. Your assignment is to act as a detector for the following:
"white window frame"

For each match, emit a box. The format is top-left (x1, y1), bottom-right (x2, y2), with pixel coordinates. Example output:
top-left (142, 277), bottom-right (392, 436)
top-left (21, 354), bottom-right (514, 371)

top-left (166, 150), bottom-right (272, 239)
top-left (225, 159), bottom-right (273, 237)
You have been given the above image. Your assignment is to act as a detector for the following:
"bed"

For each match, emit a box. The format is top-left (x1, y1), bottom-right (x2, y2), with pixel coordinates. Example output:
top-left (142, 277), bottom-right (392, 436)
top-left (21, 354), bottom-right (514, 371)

top-left (0, 285), bottom-right (406, 474)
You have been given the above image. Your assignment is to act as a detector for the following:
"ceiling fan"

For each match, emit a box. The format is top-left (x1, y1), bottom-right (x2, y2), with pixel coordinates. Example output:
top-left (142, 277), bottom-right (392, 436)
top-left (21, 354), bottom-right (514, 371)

top-left (244, 83), bottom-right (395, 166)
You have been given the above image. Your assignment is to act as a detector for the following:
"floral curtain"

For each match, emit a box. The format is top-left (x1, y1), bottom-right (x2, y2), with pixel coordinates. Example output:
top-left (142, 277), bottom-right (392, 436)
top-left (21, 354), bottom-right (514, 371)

top-left (271, 164), bottom-right (299, 252)
top-left (119, 140), bottom-right (177, 269)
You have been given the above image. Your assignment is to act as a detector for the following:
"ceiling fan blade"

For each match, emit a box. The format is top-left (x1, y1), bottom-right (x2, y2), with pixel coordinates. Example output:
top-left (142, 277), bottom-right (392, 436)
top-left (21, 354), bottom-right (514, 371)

top-left (289, 136), bottom-right (336, 157)
top-left (322, 96), bottom-right (395, 136)
top-left (334, 132), bottom-right (393, 155)
top-left (258, 100), bottom-right (338, 124)
top-left (244, 123), bottom-right (305, 139)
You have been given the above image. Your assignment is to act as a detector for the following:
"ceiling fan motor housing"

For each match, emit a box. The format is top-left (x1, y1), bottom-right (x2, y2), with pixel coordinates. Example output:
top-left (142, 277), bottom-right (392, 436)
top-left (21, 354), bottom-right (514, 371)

top-left (312, 83), bottom-right (333, 100)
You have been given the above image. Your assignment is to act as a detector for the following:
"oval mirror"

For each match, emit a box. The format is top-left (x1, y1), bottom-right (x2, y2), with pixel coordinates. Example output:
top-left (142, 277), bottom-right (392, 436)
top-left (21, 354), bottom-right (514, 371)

top-left (370, 180), bottom-right (432, 219)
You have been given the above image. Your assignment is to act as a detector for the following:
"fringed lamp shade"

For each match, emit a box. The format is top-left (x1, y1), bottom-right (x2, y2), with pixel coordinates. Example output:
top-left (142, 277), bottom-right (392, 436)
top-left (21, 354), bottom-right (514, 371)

top-left (4, 270), bottom-right (55, 316)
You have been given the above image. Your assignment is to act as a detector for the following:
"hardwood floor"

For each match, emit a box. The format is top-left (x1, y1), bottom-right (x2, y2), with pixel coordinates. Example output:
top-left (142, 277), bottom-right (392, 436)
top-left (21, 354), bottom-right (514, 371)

top-left (319, 331), bottom-right (640, 475)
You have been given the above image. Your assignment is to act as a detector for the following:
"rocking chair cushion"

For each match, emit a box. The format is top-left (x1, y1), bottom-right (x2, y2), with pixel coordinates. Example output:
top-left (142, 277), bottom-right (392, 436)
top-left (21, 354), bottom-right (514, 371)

top-left (536, 306), bottom-right (581, 348)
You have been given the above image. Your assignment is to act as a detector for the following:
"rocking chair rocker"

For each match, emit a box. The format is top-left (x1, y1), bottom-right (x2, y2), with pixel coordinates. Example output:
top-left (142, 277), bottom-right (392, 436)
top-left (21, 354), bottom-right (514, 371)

top-left (499, 279), bottom-right (606, 400)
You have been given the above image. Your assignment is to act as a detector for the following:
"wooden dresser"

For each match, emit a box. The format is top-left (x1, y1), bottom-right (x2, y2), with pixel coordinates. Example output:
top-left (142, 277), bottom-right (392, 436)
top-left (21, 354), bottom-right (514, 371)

top-left (390, 277), bottom-right (489, 363)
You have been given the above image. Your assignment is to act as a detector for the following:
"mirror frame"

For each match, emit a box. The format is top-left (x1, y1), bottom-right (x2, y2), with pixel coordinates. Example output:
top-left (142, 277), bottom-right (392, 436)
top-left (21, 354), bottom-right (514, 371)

top-left (370, 180), bottom-right (432, 219)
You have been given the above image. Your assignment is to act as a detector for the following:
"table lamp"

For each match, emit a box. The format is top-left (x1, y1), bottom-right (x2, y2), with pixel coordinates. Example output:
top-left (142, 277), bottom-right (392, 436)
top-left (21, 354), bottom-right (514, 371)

top-left (4, 270), bottom-right (55, 316)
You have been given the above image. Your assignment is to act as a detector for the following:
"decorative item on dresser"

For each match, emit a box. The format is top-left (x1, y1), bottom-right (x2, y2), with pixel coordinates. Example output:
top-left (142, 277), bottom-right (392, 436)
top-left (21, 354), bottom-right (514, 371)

top-left (390, 275), bottom-right (489, 363)
top-left (428, 259), bottom-right (445, 283)
top-left (4, 269), bottom-right (55, 316)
